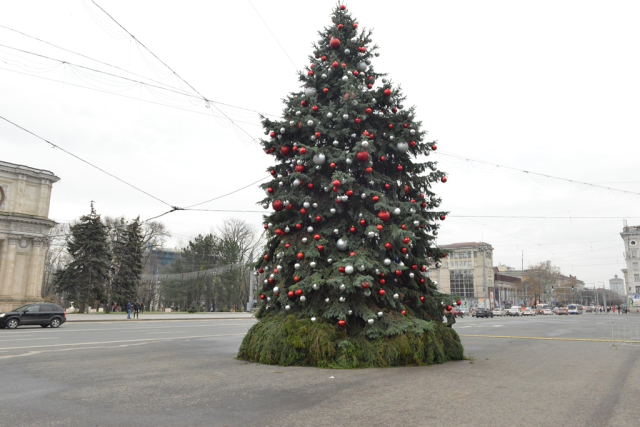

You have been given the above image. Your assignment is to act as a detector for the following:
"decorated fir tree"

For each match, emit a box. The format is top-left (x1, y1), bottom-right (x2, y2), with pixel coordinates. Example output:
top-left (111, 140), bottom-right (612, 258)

top-left (238, 4), bottom-right (463, 367)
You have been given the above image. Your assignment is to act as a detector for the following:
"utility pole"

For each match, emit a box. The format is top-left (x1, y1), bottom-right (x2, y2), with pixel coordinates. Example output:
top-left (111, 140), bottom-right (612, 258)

top-left (479, 246), bottom-right (488, 309)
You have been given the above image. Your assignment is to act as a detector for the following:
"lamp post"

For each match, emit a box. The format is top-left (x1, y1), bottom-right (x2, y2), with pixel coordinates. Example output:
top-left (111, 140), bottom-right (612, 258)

top-left (478, 246), bottom-right (489, 309)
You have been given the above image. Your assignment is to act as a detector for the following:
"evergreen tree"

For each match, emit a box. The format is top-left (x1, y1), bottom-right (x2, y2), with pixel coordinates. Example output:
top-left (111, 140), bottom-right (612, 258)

top-left (54, 203), bottom-right (111, 312)
top-left (238, 5), bottom-right (463, 367)
top-left (111, 217), bottom-right (144, 306)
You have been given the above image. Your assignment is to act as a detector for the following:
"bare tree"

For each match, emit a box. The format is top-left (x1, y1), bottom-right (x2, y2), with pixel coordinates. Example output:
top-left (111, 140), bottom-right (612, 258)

top-left (42, 223), bottom-right (72, 301)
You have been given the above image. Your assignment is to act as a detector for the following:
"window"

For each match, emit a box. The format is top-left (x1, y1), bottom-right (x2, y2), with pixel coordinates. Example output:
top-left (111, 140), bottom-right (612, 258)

top-left (637, 286), bottom-right (640, 294)
top-left (474, 251), bottom-right (478, 258)
top-left (632, 250), bottom-right (638, 257)
top-left (25, 306), bottom-right (39, 312)
top-left (634, 262), bottom-right (639, 271)
top-left (635, 274), bottom-right (640, 282)
top-left (450, 269), bottom-right (474, 298)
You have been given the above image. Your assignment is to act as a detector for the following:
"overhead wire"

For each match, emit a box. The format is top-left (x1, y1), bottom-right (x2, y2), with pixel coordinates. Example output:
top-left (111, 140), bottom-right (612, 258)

top-left (247, 0), bottom-right (297, 70)
top-left (89, 0), bottom-right (262, 143)
top-left (435, 151), bottom-right (640, 197)
top-left (0, 115), bottom-right (178, 209)
top-left (0, 66), bottom-right (262, 127)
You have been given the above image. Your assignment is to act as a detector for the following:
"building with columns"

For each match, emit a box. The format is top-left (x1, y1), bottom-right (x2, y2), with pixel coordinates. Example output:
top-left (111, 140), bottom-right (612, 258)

top-left (0, 161), bottom-right (59, 311)
top-left (621, 222), bottom-right (640, 295)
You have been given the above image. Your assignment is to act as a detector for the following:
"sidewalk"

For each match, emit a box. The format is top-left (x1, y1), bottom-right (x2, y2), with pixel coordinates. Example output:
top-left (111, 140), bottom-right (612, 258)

top-left (65, 312), bottom-right (255, 322)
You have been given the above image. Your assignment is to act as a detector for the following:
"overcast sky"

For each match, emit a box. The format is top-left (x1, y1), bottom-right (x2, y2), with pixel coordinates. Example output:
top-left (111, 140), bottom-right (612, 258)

top-left (2, 0), bottom-right (639, 289)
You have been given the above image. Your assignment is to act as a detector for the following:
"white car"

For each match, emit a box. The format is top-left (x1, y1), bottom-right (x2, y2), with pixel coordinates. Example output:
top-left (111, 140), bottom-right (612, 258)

top-left (492, 308), bottom-right (504, 316)
top-left (522, 308), bottom-right (535, 316)
top-left (543, 309), bottom-right (553, 315)
top-left (507, 307), bottom-right (521, 316)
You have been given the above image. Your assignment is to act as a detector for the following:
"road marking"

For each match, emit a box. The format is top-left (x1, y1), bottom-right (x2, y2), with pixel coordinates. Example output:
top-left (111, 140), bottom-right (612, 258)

top-left (459, 334), bottom-right (640, 343)
top-left (4, 323), bottom-right (253, 334)
top-left (0, 337), bottom-right (60, 342)
top-left (0, 333), bottom-right (247, 351)
top-left (0, 342), bottom-right (152, 360)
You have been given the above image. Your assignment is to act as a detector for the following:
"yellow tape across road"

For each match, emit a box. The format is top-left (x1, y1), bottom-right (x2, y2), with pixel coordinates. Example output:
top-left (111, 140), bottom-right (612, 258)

top-left (458, 334), bottom-right (640, 344)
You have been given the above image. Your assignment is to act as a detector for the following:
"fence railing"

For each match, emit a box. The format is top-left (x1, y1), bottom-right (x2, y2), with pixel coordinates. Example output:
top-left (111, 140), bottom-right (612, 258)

top-left (610, 322), bottom-right (640, 348)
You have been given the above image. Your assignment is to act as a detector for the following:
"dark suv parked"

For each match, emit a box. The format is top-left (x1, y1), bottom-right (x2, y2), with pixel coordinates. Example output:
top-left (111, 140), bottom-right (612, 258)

top-left (475, 308), bottom-right (494, 318)
top-left (0, 303), bottom-right (66, 329)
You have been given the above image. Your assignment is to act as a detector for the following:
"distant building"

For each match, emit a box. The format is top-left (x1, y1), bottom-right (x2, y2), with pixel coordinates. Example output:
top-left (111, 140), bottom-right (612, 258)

top-left (620, 223), bottom-right (640, 294)
top-left (609, 274), bottom-right (625, 296)
top-left (0, 161), bottom-right (59, 311)
top-left (428, 242), bottom-right (499, 308)
top-left (144, 247), bottom-right (181, 267)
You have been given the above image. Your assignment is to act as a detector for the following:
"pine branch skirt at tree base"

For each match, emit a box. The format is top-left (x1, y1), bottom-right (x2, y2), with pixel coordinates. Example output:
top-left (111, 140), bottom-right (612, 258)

top-left (236, 315), bottom-right (463, 368)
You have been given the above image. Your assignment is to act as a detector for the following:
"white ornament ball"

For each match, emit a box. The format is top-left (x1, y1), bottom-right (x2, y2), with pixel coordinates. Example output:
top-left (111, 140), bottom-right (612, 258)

top-left (337, 238), bottom-right (349, 251)
top-left (341, 76), bottom-right (348, 82)
top-left (280, 127), bottom-right (286, 134)
top-left (273, 287), bottom-right (279, 293)
top-left (339, 296), bottom-right (346, 302)
top-left (334, 229), bottom-right (340, 234)
top-left (357, 61), bottom-right (367, 71)
top-left (327, 258), bottom-right (333, 264)
top-left (285, 305), bottom-right (291, 310)
top-left (340, 283), bottom-right (346, 291)
top-left (311, 316), bottom-right (317, 322)
top-left (393, 208), bottom-right (401, 215)
top-left (345, 158), bottom-right (353, 165)
top-left (313, 203), bottom-right (318, 208)
top-left (344, 49), bottom-right (350, 55)
top-left (409, 273), bottom-right (415, 278)
top-left (325, 298), bottom-right (330, 303)
top-left (305, 87), bottom-right (317, 97)
top-left (361, 141), bottom-right (369, 148)
top-left (293, 179), bottom-right (300, 187)
top-left (345, 265), bottom-right (354, 274)
top-left (300, 296), bottom-right (306, 302)
top-left (313, 283), bottom-right (319, 290)
top-left (330, 208), bottom-right (336, 214)
top-left (382, 77), bottom-right (388, 83)
top-left (361, 193), bottom-right (366, 199)
top-left (284, 226), bottom-right (290, 233)
top-left (303, 201), bottom-right (311, 208)
top-left (397, 142), bottom-right (409, 153)
top-left (384, 258), bottom-right (391, 266)
top-left (302, 237), bottom-right (308, 243)
top-left (307, 226), bottom-right (314, 233)
top-left (348, 310), bottom-right (353, 315)
top-left (342, 114), bottom-right (349, 120)
top-left (295, 110), bottom-right (301, 116)
top-left (307, 119), bottom-right (314, 126)
top-left (368, 318), bottom-right (374, 325)
top-left (358, 265), bottom-right (366, 271)
top-left (262, 203), bottom-right (269, 209)
top-left (393, 293), bottom-right (399, 299)
top-left (294, 263), bottom-right (300, 269)
top-left (327, 112), bottom-right (333, 118)
top-left (377, 311), bottom-right (384, 317)
top-left (310, 262), bottom-right (316, 268)
top-left (333, 140), bottom-right (340, 146)
top-left (313, 153), bottom-right (326, 165)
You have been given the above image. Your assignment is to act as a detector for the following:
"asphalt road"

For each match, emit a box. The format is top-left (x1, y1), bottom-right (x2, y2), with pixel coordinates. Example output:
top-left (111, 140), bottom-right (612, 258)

top-left (1, 314), bottom-right (639, 427)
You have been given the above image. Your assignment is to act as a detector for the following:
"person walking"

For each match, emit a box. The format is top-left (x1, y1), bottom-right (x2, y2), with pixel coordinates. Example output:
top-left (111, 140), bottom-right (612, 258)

top-left (444, 305), bottom-right (456, 328)
top-left (133, 301), bottom-right (140, 319)
top-left (126, 301), bottom-right (132, 319)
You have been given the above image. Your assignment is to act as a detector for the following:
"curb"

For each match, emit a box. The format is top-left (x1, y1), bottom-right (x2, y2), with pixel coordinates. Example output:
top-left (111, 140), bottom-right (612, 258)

top-left (458, 334), bottom-right (632, 343)
top-left (66, 316), bottom-right (255, 323)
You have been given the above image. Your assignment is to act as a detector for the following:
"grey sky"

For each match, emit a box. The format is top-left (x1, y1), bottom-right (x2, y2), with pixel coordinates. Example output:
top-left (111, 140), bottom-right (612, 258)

top-left (1, 0), bottom-right (639, 289)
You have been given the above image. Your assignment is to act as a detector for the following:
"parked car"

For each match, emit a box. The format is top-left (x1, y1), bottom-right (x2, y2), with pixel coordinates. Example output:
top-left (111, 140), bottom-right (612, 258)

top-left (568, 304), bottom-right (582, 315)
top-left (543, 309), bottom-right (553, 315)
top-left (507, 306), bottom-right (522, 317)
top-left (452, 309), bottom-right (464, 318)
top-left (492, 308), bottom-right (505, 316)
top-left (475, 308), bottom-right (494, 318)
top-left (556, 307), bottom-right (569, 315)
top-left (552, 307), bottom-right (560, 314)
top-left (523, 308), bottom-right (535, 316)
top-left (0, 303), bottom-right (66, 329)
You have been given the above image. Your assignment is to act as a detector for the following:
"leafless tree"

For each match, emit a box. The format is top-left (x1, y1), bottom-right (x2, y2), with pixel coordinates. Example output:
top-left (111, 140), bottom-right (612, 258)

top-left (42, 223), bottom-right (72, 301)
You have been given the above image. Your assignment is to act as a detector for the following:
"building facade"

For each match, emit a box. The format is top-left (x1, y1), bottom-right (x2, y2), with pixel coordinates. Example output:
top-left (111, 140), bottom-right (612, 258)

top-left (621, 223), bottom-right (640, 295)
top-left (0, 161), bottom-right (59, 311)
top-left (429, 242), bottom-right (497, 308)
top-left (609, 274), bottom-right (625, 296)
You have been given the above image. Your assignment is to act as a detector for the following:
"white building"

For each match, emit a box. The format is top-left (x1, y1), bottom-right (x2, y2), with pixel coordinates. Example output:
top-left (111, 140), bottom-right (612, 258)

top-left (621, 223), bottom-right (640, 295)
top-left (609, 274), bottom-right (625, 296)
top-left (0, 161), bottom-right (59, 311)
top-left (429, 242), bottom-right (498, 309)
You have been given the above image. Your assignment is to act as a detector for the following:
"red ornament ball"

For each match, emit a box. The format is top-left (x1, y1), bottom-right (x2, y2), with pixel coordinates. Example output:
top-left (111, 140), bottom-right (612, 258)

top-left (397, 165), bottom-right (403, 171)
top-left (340, 4), bottom-right (346, 10)
top-left (294, 276), bottom-right (301, 283)
top-left (333, 179), bottom-right (341, 187)
top-left (314, 234), bottom-right (321, 241)
top-left (384, 242), bottom-right (392, 250)
top-left (403, 237), bottom-right (410, 244)
top-left (447, 305), bottom-right (452, 311)
top-left (299, 147), bottom-right (307, 155)
top-left (378, 289), bottom-right (386, 296)
top-left (285, 243), bottom-right (291, 249)
top-left (350, 227), bottom-right (356, 234)
top-left (420, 296), bottom-right (425, 302)
top-left (376, 225), bottom-right (383, 231)
top-left (317, 245), bottom-right (324, 251)
top-left (338, 24), bottom-right (344, 30)
top-left (365, 108), bottom-right (372, 115)
top-left (365, 167), bottom-right (373, 174)
top-left (280, 146), bottom-right (291, 156)
top-left (441, 176), bottom-right (448, 183)
top-left (272, 200), bottom-right (284, 211)
top-left (338, 320), bottom-right (346, 327)
top-left (295, 289), bottom-right (303, 297)
top-left (330, 38), bottom-right (341, 49)
top-left (315, 216), bottom-right (322, 222)
top-left (288, 291), bottom-right (295, 298)
top-left (297, 252), bottom-right (304, 260)
top-left (401, 310), bottom-right (407, 316)
top-left (360, 219), bottom-right (366, 226)
top-left (384, 88), bottom-right (392, 97)
top-left (346, 190), bottom-right (353, 197)
top-left (377, 211), bottom-right (391, 222)
top-left (431, 144), bottom-right (438, 151)
top-left (330, 162), bottom-right (336, 169)
top-left (395, 270), bottom-right (402, 277)
top-left (456, 300), bottom-right (462, 306)
top-left (312, 105), bottom-right (318, 112)
top-left (323, 88), bottom-right (329, 94)
top-left (260, 294), bottom-right (265, 300)
top-left (440, 215), bottom-right (446, 221)
top-left (355, 151), bottom-right (370, 162)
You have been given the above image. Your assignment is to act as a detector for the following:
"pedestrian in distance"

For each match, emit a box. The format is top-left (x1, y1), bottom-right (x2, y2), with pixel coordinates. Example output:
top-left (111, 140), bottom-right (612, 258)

top-left (444, 305), bottom-right (456, 328)
top-left (133, 301), bottom-right (140, 319)
top-left (127, 301), bottom-right (132, 319)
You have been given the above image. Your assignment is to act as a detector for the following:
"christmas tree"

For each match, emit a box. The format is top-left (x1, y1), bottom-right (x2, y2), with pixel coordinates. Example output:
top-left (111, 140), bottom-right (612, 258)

top-left (110, 217), bottom-right (144, 307)
top-left (237, 4), bottom-right (463, 367)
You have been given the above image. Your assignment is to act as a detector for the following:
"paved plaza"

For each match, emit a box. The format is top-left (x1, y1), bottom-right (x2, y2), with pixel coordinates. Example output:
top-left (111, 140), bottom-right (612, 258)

top-left (1, 314), bottom-right (639, 427)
